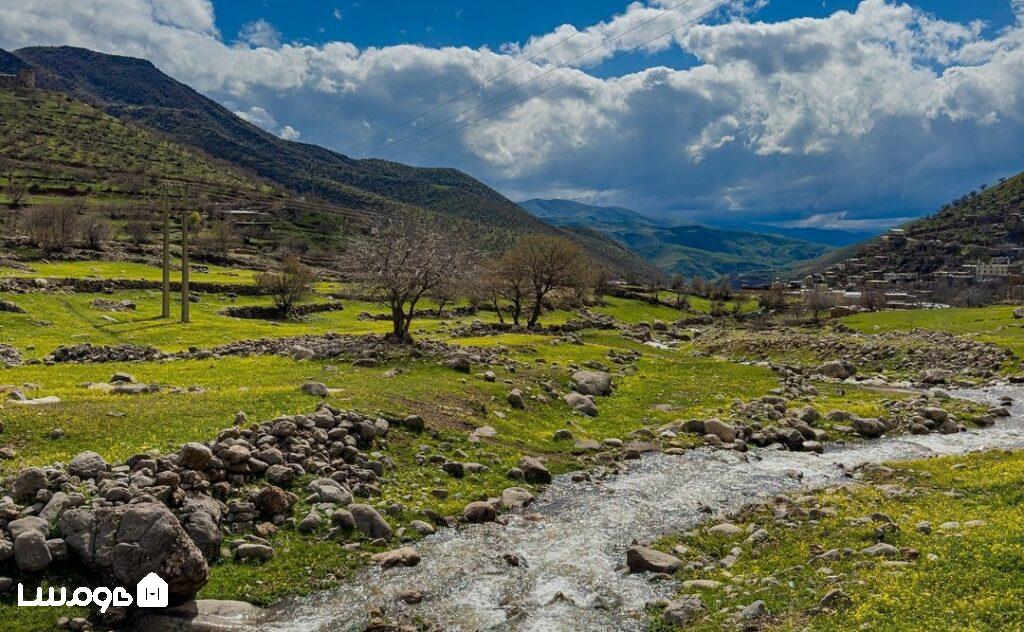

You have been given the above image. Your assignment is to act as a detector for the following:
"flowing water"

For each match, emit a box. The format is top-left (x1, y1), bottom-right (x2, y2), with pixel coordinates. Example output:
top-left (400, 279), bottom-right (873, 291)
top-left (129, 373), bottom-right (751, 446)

top-left (251, 386), bottom-right (1024, 631)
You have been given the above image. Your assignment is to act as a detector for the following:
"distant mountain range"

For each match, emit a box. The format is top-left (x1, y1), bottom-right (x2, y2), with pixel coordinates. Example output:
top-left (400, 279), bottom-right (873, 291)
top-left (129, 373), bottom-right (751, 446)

top-left (0, 45), bottom-right (656, 278)
top-left (520, 198), bottom-right (833, 279)
top-left (704, 221), bottom-right (876, 248)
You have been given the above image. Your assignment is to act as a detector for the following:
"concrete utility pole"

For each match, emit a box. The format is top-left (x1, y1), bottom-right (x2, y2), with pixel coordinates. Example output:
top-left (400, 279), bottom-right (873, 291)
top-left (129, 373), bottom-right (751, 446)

top-left (181, 211), bottom-right (191, 324)
top-left (161, 199), bottom-right (171, 318)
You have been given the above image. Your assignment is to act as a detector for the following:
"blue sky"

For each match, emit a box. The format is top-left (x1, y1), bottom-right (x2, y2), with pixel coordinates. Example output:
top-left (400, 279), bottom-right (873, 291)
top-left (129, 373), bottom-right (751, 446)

top-left (2, 0), bottom-right (1023, 230)
top-left (214, 0), bottom-right (1019, 77)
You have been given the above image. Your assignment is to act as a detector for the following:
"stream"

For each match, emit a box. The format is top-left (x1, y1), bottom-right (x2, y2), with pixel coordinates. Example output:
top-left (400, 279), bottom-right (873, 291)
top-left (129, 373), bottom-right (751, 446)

top-left (251, 385), bottom-right (1024, 631)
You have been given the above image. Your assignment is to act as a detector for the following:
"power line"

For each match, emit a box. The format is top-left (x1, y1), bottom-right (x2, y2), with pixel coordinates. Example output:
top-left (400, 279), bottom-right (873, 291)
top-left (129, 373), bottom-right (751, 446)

top-left (359, 0), bottom-right (715, 157)
top-left (380, 0), bottom-right (743, 161)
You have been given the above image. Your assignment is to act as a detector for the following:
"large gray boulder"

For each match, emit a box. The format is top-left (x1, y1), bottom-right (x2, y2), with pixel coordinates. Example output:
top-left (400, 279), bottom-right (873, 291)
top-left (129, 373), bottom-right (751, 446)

top-left (11, 467), bottom-right (47, 502)
top-left (662, 594), bottom-right (705, 627)
top-left (349, 504), bottom-right (393, 540)
top-left (852, 417), bottom-right (887, 439)
top-left (517, 457), bottom-right (552, 484)
top-left (68, 451), bottom-right (107, 480)
top-left (704, 419), bottom-right (737, 443)
top-left (59, 503), bottom-right (209, 600)
top-left (626, 545), bottom-right (681, 573)
top-left (816, 360), bottom-right (856, 380)
top-left (572, 371), bottom-right (612, 396)
top-left (14, 531), bottom-right (51, 572)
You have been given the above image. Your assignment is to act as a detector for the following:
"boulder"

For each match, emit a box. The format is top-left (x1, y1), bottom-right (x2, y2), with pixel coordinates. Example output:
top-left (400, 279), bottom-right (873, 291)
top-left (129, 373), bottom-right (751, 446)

top-left (307, 478), bottom-right (352, 505)
top-left (816, 360), bottom-right (856, 380)
top-left (14, 531), bottom-right (51, 572)
top-left (349, 504), bottom-right (393, 540)
top-left (507, 389), bottom-right (526, 410)
top-left (371, 547), bottom-right (421, 569)
top-left (234, 544), bottom-right (275, 562)
top-left (517, 456), bottom-right (552, 484)
top-left (462, 501), bottom-right (497, 523)
top-left (626, 545), bottom-right (681, 573)
top-left (11, 467), bottom-right (47, 502)
top-left (704, 419), bottom-right (737, 443)
top-left (564, 392), bottom-right (598, 417)
top-left (500, 487), bottom-right (535, 509)
top-left (572, 371), bottom-right (612, 396)
top-left (662, 594), bottom-right (705, 627)
top-left (254, 486), bottom-right (294, 516)
top-left (68, 451), bottom-right (107, 480)
top-left (852, 417), bottom-right (887, 439)
top-left (300, 382), bottom-right (329, 397)
top-left (178, 443), bottom-right (213, 470)
top-left (58, 503), bottom-right (209, 600)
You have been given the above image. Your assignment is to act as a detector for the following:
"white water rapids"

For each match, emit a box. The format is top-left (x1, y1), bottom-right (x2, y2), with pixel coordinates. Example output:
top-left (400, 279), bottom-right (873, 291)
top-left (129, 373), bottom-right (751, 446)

top-left (239, 386), bottom-right (1024, 631)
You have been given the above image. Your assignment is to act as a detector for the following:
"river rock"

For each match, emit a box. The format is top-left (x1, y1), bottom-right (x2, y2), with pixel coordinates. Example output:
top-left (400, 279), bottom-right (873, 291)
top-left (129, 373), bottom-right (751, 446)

top-left (501, 487), bottom-right (535, 509)
top-left (852, 417), bottom-right (887, 439)
top-left (371, 547), bottom-right (421, 569)
top-left (626, 545), bottom-right (681, 573)
top-left (662, 594), bottom-right (705, 626)
top-left (234, 543), bottom-right (275, 562)
top-left (564, 392), bottom-right (598, 416)
top-left (349, 504), bottom-right (393, 540)
top-left (462, 501), bottom-right (497, 523)
top-left (507, 389), bottom-right (526, 410)
top-left (300, 382), bottom-right (329, 397)
top-left (707, 523), bottom-right (743, 537)
top-left (517, 456), bottom-right (552, 484)
top-left (704, 419), bottom-right (737, 443)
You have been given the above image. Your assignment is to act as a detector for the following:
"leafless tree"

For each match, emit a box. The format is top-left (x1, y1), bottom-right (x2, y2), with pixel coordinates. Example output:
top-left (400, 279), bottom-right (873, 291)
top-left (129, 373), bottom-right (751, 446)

top-left (484, 253), bottom-right (530, 326)
top-left (509, 235), bottom-right (586, 328)
top-left (125, 217), bottom-right (151, 246)
top-left (5, 178), bottom-right (28, 209)
top-left (803, 287), bottom-right (835, 324)
top-left (24, 203), bottom-right (80, 254)
top-left (256, 255), bottom-right (315, 317)
top-left (199, 220), bottom-right (239, 256)
top-left (758, 283), bottom-right (787, 312)
top-left (348, 214), bottom-right (478, 341)
top-left (81, 211), bottom-right (112, 250)
top-left (592, 267), bottom-right (614, 304)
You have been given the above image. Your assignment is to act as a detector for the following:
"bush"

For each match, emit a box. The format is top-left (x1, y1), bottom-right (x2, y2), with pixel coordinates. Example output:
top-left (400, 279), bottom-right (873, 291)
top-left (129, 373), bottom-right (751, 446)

top-left (255, 255), bottom-right (315, 317)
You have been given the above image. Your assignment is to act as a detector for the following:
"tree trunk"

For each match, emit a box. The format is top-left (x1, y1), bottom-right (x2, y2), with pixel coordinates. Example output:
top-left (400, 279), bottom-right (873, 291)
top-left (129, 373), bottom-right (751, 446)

top-left (492, 298), bottom-right (504, 324)
top-left (527, 293), bottom-right (543, 328)
top-left (390, 304), bottom-right (405, 340)
top-left (181, 213), bottom-right (190, 324)
top-left (161, 207), bottom-right (170, 318)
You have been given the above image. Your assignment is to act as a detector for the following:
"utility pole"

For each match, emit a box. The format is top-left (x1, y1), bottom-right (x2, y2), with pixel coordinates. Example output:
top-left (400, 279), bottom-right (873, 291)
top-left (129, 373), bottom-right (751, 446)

top-left (181, 210), bottom-right (191, 324)
top-left (161, 196), bottom-right (171, 318)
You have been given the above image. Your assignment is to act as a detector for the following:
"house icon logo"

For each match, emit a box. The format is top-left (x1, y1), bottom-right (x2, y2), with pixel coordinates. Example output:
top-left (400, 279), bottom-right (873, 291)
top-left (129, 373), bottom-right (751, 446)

top-left (136, 572), bottom-right (168, 608)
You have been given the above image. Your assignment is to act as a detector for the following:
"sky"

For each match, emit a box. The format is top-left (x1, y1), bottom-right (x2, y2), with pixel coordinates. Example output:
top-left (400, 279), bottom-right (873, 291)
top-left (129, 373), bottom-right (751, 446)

top-left (0, 1), bottom-right (1022, 231)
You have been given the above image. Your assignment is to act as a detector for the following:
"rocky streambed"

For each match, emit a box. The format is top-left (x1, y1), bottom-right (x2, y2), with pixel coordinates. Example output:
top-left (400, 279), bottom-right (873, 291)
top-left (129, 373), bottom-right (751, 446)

top-left (242, 385), bottom-right (1024, 632)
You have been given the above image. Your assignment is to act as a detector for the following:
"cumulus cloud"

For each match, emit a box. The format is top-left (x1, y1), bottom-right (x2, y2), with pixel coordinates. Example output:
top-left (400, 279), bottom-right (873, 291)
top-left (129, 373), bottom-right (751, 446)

top-left (0, 0), bottom-right (1022, 227)
top-left (238, 19), bottom-right (281, 48)
top-left (234, 105), bottom-right (301, 140)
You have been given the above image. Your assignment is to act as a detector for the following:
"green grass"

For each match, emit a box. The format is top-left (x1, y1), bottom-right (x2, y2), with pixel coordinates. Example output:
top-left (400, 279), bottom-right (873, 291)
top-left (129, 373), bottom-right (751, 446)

top-left (0, 260), bottom-right (256, 285)
top-left (652, 450), bottom-right (1024, 631)
top-left (843, 305), bottom-right (1024, 357)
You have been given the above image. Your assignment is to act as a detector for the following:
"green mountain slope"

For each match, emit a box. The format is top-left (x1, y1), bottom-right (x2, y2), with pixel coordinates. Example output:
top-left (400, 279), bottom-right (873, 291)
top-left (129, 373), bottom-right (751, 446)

top-left (0, 46), bottom-right (655, 276)
top-left (520, 198), bottom-right (831, 279)
top-left (790, 169), bottom-right (1024, 278)
top-left (0, 88), bottom-right (270, 203)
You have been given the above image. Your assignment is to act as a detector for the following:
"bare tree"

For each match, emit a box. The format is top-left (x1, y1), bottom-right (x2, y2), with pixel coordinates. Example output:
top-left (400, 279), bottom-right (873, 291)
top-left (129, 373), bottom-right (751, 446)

top-left (349, 214), bottom-right (477, 341)
top-left (24, 203), bottom-right (80, 254)
top-left (125, 217), bottom-right (151, 246)
top-left (484, 253), bottom-right (530, 326)
top-left (803, 287), bottom-right (835, 324)
top-left (81, 211), bottom-right (112, 250)
top-left (5, 178), bottom-right (28, 209)
top-left (670, 273), bottom-right (689, 308)
top-left (758, 283), bottom-right (787, 312)
top-left (199, 220), bottom-right (239, 256)
top-left (507, 235), bottom-right (586, 328)
top-left (592, 267), bottom-right (614, 303)
top-left (255, 255), bottom-right (315, 317)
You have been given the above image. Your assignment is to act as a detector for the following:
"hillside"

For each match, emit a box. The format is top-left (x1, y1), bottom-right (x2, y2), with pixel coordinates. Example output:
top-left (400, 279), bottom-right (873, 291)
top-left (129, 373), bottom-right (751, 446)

top-left (792, 169), bottom-right (1024, 279)
top-left (0, 46), bottom-right (656, 276)
top-left (0, 88), bottom-right (270, 204)
top-left (520, 198), bottom-right (831, 279)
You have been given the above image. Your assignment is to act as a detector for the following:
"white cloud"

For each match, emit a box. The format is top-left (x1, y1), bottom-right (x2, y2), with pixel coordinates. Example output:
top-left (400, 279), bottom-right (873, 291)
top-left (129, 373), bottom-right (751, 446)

top-left (238, 19), bottom-right (280, 48)
top-left (234, 105), bottom-right (301, 140)
top-left (0, 0), bottom-right (1022, 226)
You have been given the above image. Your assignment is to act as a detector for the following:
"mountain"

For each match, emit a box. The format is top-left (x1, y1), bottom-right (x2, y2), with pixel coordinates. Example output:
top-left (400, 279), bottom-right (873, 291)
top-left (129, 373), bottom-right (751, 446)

top-left (0, 46), bottom-right (655, 277)
top-left (707, 221), bottom-right (876, 248)
top-left (519, 198), bottom-right (831, 279)
top-left (792, 169), bottom-right (1024, 279)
